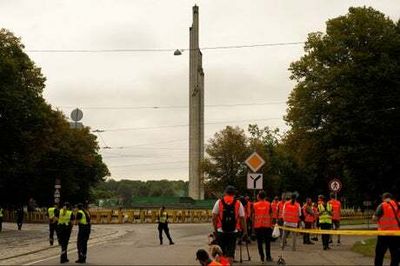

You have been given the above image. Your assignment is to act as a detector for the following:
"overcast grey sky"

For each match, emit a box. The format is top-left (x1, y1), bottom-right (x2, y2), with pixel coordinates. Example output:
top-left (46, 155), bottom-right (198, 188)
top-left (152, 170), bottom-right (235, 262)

top-left (1, 0), bottom-right (399, 181)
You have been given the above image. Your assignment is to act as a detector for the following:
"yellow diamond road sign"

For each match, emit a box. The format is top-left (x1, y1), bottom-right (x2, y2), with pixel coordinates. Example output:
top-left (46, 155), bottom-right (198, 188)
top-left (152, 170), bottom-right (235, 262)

top-left (245, 152), bottom-right (265, 172)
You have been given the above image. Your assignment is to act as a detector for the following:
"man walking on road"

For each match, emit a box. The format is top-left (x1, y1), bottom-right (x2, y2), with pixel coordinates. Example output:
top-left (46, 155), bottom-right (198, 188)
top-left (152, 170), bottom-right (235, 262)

top-left (47, 203), bottom-right (59, 245)
top-left (212, 185), bottom-right (247, 264)
top-left (373, 192), bottom-right (400, 266)
top-left (317, 195), bottom-right (332, 250)
top-left (56, 202), bottom-right (74, 263)
top-left (252, 190), bottom-right (273, 262)
top-left (157, 206), bottom-right (174, 245)
top-left (75, 203), bottom-right (91, 263)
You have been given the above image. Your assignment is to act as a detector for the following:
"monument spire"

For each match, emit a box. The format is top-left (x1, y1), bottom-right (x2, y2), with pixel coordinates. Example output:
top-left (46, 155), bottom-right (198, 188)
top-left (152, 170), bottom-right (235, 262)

top-left (188, 5), bottom-right (204, 200)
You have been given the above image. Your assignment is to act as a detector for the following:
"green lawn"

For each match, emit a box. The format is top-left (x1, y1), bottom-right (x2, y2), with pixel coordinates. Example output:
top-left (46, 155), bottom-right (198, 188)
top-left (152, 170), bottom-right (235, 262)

top-left (352, 238), bottom-right (376, 257)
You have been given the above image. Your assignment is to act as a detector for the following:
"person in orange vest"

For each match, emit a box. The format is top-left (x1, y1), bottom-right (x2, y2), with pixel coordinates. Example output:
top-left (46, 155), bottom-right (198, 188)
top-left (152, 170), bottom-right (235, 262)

top-left (311, 202), bottom-right (319, 242)
top-left (252, 190), bottom-right (273, 262)
top-left (212, 186), bottom-right (247, 264)
top-left (271, 196), bottom-right (279, 225)
top-left (302, 198), bottom-right (315, 245)
top-left (373, 192), bottom-right (400, 266)
top-left (196, 249), bottom-right (222, 266)
top-left (244, 196), bottom-right (253, 242)
top-left (281, 194), bottom-right (301, 251)
top-left (277, 194), bottom-right (290, 236)
top-left (210, 245), bottom-right (230, 266)
top-left (328, 193), bottom-right (342, 244)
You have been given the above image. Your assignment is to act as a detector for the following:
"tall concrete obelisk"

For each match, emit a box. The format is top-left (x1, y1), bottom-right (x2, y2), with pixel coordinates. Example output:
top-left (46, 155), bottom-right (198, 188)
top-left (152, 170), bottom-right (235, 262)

top-left (188, 5), bottom-right (204, 200)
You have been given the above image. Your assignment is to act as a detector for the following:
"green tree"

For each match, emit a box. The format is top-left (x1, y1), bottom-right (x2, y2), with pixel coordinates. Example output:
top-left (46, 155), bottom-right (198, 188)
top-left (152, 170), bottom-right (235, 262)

top-left (203, 126), bottom-right (250, 196)
top-left (286, 7), bottom-right (400, 203)
top-left (0, 29), bottom-right (109, 206)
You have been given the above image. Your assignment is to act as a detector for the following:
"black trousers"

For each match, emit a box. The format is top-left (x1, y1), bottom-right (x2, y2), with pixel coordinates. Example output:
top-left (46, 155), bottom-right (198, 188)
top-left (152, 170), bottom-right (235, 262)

top-left (217, 232), bottom-right (237, 258)
top-left (254, 227), bottom-right (272, 260)
top-left (374, 236), bottom-right (400, 266)
top-left (158, 223), bottom-right (173, 243)
top-left (0, 217), bottom-right (3, 232)
top-left (16, 219), bottom-right (23, 230)
top-left (320, 223), bottom-right (332, 249)
top-left (303, 222), bottom-right (313, 243)
top-left (49, 222), bottom-right (57, 244)
top-left (57, 224), bottom-right (72, 262)
top-left (77, 225), bottom-right (91, 262)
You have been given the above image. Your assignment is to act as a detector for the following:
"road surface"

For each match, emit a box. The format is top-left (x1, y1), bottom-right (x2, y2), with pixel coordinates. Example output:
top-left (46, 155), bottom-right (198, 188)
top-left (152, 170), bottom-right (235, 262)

top-left (0, 222), bottom-right (391, 265)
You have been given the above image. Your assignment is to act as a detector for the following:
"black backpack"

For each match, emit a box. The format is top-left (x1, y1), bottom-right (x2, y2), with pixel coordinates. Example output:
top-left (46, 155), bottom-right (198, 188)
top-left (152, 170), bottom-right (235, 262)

top-left (221, 198), bottom-right (237, 232)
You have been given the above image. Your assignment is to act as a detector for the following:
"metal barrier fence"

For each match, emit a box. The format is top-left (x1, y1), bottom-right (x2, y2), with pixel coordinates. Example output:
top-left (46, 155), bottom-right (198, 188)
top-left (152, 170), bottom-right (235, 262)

top-left (2, 208), bottom-right (374, 224)
top-left (3, 209), bottom-right (213, 224)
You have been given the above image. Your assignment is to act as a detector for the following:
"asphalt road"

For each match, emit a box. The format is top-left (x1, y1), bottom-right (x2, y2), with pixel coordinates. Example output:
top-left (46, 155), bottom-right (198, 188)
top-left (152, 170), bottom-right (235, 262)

top-left (1, 223), bottom-right (385, 266)
top-left (32, 224), bottom-right (212, 265)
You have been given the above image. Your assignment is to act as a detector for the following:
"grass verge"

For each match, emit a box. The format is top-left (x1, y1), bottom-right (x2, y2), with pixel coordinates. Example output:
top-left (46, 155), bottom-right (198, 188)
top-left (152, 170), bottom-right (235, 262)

top-left (352, 238), bottom-right (377, 257)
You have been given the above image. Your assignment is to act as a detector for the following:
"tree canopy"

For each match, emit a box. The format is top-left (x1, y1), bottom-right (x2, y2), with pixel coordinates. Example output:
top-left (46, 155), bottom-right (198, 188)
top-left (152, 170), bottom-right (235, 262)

top-left (285, 7), bottom-right (400, 203)
top-left (0, 29), bottom-right (109, 207)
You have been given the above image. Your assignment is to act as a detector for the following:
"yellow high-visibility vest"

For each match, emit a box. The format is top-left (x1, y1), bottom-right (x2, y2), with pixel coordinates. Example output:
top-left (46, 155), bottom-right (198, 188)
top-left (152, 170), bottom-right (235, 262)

top-left (58, 209), bottom-right (72, 225)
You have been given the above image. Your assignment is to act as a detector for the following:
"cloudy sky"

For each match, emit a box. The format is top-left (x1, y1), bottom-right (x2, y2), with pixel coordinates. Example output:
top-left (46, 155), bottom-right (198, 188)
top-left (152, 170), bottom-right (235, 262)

top-left (1, 0), bottom-right (399, 181)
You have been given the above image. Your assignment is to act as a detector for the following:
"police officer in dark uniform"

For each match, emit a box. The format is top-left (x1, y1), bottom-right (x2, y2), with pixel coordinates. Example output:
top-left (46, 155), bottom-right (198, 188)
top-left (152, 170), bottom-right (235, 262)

top-left (157, 206), bottom-right (174, 245)
top-left (56, 202), bottom-right (74, 263)
top-left (75, 203), bottom-right (91, 264)
top-left (47, 203), bottom-right (59, 245)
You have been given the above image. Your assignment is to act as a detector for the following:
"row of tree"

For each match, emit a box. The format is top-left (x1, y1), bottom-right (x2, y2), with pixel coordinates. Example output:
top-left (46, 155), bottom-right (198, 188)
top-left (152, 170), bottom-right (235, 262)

top-left (91, 179), bottom-right (188, 205)
top-left (0, 29), bottom-right (109, 207)
top-left (204, 7), bottom-right (400, 205)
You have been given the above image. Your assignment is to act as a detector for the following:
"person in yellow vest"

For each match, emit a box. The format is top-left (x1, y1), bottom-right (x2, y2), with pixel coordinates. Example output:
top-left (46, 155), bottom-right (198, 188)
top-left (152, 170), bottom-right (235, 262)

top-left (373, 192), bottom-right (400, 266)
top-left (47, 203), bottom-right (59, 245)
top-left (252, 190), bottom-right (273, 262)
top-left (56, 202), bottom-right (74, 263)
top-left (317, 195), bottom-right (332, 250)
top-left (75, 203), bottom-right (91, 264)
top-left (157, 206), bottom-right (174, 245)
top-left (0, 206), bottom-right (3, 232)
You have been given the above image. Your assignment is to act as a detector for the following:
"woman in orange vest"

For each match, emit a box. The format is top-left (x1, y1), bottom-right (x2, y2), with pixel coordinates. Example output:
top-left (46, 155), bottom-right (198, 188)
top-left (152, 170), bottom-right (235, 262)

top-left (196, 249), bottom-right (222, 266)
top-left (271, 196), bottom-right (279, 225)
top-left (252, 190), bottom-right (273, 262)
top-left (210, 245), bottom-right (230, 266)
top-left (302, 198), bottom-right (315, 245)
top-left (373, 192), bottom-right (400, 266)
top-left (281, 194), bottom-right (301, 251)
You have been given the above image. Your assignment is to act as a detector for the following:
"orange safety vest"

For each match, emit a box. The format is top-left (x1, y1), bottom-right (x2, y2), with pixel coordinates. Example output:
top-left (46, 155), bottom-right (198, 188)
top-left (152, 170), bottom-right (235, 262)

top-left (253, 200), bottom-right (272, 228)
top-left (271, 200), bottom-right (279, 219)
top-left (377, 200), bottom-right (400, 231)
top-left (302, 204), bottom-right (315, 223)
top-left (328, 199), bottom-right (341, 221)
top-left (218, 256), bottom-right (230, 266)
top-left (278, 200), bottom-right (285, 219)
top-left (313, 206), bottom-right (319, 220)
top-left (208, 260), bottom-right (222, 266)
top-left (217, 195), bottom-right (241, 231)
top-left (283, 202), bottom-right (300, 223)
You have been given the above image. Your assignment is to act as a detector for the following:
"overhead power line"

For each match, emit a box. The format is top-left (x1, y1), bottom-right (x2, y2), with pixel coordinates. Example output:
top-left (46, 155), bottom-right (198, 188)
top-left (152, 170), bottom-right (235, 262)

top-left (96, 117), bottom-right (282, 132)
top-left (26, 41), bottom-right (304, 53)
top-left (60, 101), bottom-right (286, 110)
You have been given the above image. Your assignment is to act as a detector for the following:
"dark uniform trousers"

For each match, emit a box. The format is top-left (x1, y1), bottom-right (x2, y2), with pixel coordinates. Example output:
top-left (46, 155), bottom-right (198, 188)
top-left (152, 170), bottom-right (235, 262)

top-left (49, 222), bottom-right (59, 245)
top-left (254, 227), bottom-right (272, 260)
top-left (158, 222), bottom-right (173, 244)
top-left (303, 222), bottom-right (313, 243)
top-left (374, 236), bottom-right (400, 266)
top-left (320, 223), bottom-right (332, 249)
top-left (57, 224), bottom-right (72, 262)
top-left (77, 224), bottom-right (91, 262)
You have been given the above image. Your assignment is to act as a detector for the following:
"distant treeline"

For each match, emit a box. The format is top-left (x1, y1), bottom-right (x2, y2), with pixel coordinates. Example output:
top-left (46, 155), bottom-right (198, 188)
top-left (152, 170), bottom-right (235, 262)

top-left (91, 179), bottom-right (188, 203)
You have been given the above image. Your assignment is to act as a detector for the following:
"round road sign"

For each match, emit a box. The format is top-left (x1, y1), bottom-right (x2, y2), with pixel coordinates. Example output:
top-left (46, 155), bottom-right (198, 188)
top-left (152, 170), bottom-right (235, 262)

top-left (71, 108), bottom-right (83, 122)
top-left (329, 178), bottom-right (342, 193)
